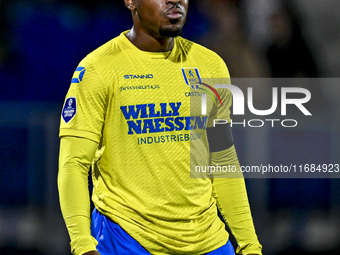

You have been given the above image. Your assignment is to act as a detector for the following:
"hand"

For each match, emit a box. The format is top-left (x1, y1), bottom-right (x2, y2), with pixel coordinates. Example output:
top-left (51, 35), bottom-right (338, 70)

top-left (83, 251), bottom-right (100, 255)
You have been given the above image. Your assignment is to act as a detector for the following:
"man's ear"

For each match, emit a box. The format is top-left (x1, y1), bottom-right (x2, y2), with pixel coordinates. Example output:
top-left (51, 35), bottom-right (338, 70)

top-left (124, 0), bottom-right (136, 11)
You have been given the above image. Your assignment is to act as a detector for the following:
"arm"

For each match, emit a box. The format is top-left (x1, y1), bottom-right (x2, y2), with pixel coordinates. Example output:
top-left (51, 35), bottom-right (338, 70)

top-left (205, 58), bottom-right (261, 254)
top-left (58, 55), bottom-right (110, 255)
top-left (207, 123), bottom-right (262, 255)
top-left (210, 146), bottom-right (262, 255)
top-left (58, 136), bottom-right (99, 255)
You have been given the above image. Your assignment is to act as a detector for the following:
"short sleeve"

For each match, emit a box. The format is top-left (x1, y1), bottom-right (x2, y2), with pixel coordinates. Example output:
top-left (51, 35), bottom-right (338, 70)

top-left (59, 59), bottom-right (109, 143)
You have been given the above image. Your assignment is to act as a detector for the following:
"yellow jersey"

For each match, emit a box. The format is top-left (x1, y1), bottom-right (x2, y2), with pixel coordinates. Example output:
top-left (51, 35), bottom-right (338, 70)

top-left (60, 31), bottom-right (241, 254)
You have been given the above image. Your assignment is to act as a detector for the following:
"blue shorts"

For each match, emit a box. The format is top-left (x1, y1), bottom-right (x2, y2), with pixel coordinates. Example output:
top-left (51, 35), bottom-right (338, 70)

top-left (91, 208), bottom-right (235, 255)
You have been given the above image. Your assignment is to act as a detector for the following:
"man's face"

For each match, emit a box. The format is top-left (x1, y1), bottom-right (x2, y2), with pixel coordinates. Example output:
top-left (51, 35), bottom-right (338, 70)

top-left (133, 0), bottom-right (189, 38)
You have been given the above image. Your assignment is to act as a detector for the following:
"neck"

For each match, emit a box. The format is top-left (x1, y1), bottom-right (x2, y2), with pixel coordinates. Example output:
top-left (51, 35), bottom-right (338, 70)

top-left (126, 27), bottom-right (174, 52)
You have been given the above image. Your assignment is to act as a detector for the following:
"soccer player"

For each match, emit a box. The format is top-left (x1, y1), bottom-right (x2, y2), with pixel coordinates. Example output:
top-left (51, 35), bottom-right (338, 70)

top-left (58, 0), bottom-right (262, 255)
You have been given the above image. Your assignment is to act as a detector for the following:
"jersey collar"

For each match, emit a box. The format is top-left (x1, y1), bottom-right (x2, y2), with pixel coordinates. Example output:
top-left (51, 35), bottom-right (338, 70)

top-left (116, 30), bottom-right (180, 61)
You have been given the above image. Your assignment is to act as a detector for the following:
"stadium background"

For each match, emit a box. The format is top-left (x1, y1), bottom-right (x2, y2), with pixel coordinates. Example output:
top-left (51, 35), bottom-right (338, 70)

top-left (0, 0), bottom-right (339, 254)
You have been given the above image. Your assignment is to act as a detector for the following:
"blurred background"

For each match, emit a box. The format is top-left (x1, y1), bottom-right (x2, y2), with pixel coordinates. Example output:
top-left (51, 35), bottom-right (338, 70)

top-left (0, 0), bottom-right (340, 254)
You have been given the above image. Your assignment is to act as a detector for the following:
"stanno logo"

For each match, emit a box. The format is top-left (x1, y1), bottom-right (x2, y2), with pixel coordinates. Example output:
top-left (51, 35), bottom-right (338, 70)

top-left (71, 67), bottom-right (86, 84)
top-left (124, 74), bottom-right (154, 79)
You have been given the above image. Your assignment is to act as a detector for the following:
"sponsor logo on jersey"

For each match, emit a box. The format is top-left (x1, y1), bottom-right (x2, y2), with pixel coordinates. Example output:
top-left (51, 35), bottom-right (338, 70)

top-left (120, 102), bottom-right (208, 135)
top-left (124, 74), bottom-right (154, 79)
top-left (182, 68), bottom-right (222, 106)
top-left (62, 97), bottom-right (77, 123)
top-left (71, 67), bottom-right (86, 84)
top-left (120, 85), bottom-right (160, 91)
top-left (185, 91), bottom-right (203, 97)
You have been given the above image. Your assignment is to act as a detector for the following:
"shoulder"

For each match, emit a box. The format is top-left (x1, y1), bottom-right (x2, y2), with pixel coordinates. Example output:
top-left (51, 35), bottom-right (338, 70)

top-left (72, 34), bottom-right (128, 86)
top-left (176, 36), bottom-right (224, 63)
top-left (175, 37), bottom-right (229, 78)
top-left (79, 34), bottom-right (125, 69)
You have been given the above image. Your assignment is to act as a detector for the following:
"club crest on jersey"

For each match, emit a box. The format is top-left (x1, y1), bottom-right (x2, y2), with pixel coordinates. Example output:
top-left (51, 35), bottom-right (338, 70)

top-left (62, 97), bottom-right (77, 123)
top-left (71, 67), bottom-right (86, 84)
top-left (181, 68), bottom-right (202, 89)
